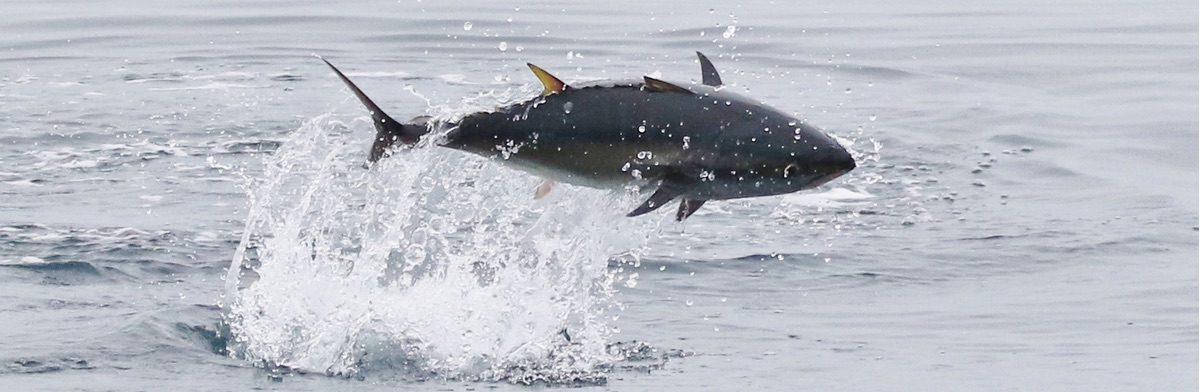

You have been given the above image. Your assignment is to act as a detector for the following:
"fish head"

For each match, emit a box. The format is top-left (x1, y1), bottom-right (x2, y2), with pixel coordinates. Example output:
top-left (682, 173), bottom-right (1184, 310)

top-left (692, 101), bottom-right (855, 199)
top-left (775, 120), bottom-right (857, 191)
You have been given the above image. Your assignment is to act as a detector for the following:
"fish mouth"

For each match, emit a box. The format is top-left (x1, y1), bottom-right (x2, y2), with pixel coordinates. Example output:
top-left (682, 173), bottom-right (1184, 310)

top-left (799, 145), bottom-right (856, 188)
top-left (820, 145), bottom-right (856, 174)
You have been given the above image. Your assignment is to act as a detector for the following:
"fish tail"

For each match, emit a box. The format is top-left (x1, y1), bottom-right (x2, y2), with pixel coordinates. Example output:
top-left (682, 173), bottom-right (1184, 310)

top-left (320, 57), bottom-right (429, 163)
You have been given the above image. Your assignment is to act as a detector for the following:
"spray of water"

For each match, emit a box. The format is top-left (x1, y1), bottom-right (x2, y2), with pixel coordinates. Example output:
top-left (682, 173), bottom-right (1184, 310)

top-left (223, 105), bottom-right (655, 383)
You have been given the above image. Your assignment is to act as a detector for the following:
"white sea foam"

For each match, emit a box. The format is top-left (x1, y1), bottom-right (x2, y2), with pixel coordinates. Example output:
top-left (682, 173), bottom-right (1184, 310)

top-left (437, 74), bottom-right (477, 85)
top-left (779, 187), bottom-right (874, 208)
top-left (343, 71), bottom-right (413, 78)
top-left (3, 179), bottom-right (43, 187)
top-left (225, 112), bottom-right (652, 382)
top-left (147, 82), bottom-right (269, 91)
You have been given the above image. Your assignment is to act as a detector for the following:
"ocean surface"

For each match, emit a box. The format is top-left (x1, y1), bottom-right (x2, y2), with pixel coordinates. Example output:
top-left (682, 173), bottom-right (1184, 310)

top-left (1, 0), bottom-right (1196, 390)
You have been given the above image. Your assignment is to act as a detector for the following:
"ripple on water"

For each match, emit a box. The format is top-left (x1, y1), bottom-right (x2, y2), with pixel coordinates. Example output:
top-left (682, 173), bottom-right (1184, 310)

top-left (0, 225), bottom-right (229, 284)
top-left (3, 357), bottom-right (94, 375)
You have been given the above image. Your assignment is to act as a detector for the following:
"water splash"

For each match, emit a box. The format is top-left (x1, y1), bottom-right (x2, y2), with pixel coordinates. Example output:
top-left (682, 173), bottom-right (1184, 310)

top-left (223, 111), bottom-right (652, 384)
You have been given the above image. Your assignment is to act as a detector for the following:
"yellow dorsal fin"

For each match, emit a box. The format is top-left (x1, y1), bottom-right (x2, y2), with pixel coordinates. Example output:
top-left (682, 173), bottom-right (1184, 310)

top-left (643, 76), bottom-right (693, 94)
top-left (527, 63), bottom-right (569, 95)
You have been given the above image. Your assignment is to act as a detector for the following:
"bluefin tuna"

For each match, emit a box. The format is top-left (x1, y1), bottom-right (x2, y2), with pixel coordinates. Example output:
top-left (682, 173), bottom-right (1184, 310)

top-left (323, 52), bottom-right (855, 220)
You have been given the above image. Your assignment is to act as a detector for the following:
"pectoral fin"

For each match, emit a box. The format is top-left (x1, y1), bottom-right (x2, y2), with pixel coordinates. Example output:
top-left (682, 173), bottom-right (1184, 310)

top-left (675, 199), bottom-right (707, 221)
top-left (628, 173), bottom-right (693, 217)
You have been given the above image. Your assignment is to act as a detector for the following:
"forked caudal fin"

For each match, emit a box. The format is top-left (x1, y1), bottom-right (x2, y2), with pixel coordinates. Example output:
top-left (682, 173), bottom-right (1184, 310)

top-left (321, 57), bottom-right (428, 163)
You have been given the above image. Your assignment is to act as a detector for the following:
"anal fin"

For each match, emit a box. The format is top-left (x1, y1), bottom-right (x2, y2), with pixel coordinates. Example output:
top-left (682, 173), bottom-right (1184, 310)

top-left (534, 179), bottom-right (556, 200)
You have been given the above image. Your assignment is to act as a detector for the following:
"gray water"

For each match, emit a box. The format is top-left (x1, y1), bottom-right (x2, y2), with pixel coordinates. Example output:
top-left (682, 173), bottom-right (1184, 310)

top-left (1, 0), bottom-right (1196, 390)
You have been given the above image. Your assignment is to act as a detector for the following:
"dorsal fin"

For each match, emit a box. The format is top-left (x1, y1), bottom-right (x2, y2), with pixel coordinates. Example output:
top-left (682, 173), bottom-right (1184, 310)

top-left (527, 63), bottom-right (569, 95)
top-left (696, 51), bottom-right (722, 86)
top-left (643, 76), bottom-right (693, 94)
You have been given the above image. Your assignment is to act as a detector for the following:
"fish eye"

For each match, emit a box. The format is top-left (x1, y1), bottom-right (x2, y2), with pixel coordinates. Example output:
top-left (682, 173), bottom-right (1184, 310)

top-left (783, 163), bottom-right (799, 178)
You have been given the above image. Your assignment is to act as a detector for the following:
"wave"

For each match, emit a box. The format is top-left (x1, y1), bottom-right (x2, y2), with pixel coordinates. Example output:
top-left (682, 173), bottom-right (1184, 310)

top-left (223, 111), bottom-right (660, 384)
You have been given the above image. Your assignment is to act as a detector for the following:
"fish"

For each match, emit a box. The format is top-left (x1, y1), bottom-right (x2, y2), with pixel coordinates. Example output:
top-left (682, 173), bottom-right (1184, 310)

top-left (322, 52), bottom-right (855, 221)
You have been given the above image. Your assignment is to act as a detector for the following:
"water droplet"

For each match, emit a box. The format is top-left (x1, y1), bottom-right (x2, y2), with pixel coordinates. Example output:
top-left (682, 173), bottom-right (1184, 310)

top-left (430, 217), bottom-right (452, 233)
top-left (498, 41), bottom-right (508, 51)
top-left (869, 114), bottom-right (877, 121)
top-left (404, 244), bottom-right (426, 263)
top-left (844, 88), bottom-right (852, 94)
top-left (685, 299), bottom-right (694, 306)
top-left (562, 101), bottom-right (573, 114)
top-left (462, 22), bottom-right (473, 31)
top-left (637, 125), bottom-right (646, 133)
top-left (722, 26), bottom-right (737, 39)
